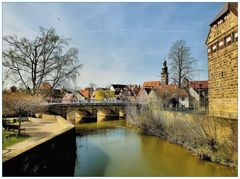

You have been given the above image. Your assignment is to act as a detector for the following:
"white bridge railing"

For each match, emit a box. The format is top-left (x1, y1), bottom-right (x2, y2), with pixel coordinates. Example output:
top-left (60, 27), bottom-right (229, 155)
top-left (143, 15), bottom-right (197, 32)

top-left (43, 99), bottom-right (146, 105)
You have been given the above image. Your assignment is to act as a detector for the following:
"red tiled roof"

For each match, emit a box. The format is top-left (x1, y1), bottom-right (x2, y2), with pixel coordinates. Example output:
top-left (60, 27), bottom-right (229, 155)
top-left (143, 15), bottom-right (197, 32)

top-left (154, 85), bottom-right (188, 97)
top-left (39, 82), bottom-right (52, 90)
top-left (190, 81), bottom-right (208, 89)
top-left (80, 89), bottom-right (90, 99)
top-left (143, 81), bottom-right (161, 87)
top-left (159, 84), bottom-right (178, 89)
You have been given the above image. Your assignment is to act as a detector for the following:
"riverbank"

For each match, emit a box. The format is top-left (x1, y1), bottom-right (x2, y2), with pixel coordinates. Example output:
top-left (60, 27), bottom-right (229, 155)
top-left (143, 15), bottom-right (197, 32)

top-left (75, 120), bottom-right (236, 176)
top-left (3, 115), bottom-right (76, 176)
top-left (126, 109), bottom-right (238, 171)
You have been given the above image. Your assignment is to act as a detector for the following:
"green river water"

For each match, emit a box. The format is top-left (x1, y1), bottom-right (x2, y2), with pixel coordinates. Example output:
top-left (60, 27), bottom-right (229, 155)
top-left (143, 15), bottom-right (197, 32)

top-left (74, 120), bottom-right (237, 177)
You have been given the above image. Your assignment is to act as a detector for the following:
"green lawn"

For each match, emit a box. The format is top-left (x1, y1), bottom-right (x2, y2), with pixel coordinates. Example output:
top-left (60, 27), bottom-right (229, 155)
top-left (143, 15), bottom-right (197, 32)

top-left (2, 130), bottom-right (29, 149)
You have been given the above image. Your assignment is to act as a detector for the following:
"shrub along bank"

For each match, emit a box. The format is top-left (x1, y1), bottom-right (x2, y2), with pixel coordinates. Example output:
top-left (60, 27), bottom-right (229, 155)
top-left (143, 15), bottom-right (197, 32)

top-left (127, 107), bottom-right (237, 170)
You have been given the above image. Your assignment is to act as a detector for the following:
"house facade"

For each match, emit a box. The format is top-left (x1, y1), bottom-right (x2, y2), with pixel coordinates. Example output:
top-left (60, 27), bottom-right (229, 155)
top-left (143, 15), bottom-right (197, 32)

top-left (80, 87), bottom-right (94, 100)
top-left (109, 84), bottom-right (127, 92)
top-left (39, 82), bottom-right (52, 90)
top-left (178, 90), bottom-right (189, 109)
top-left (182, 78), bottom-right (209, 110)
top-left (62, 92), bottom-right (77, 103)
top-left (128, 84), bottom-right (141, 98)
top-left (74, 91), bottom-right (86, 101)
top-left (189, 80), bottom-right (208, 110)
top-left (206, 2), bottom-right (238, 119)
top-left (109, 84), bottom-right (127, 100)
top-left (138, 88), bottom-right (152, 102)
top-left (92, 89), bottom-right (115, 101)
top-left (148, 85), bottom-right (189, 109)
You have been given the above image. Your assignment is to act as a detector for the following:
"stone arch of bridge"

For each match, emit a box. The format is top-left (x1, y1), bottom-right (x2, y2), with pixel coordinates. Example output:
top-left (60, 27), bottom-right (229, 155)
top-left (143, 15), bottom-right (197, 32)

top-left (97, 106), bottom-right (123, 122)
top-left (48, 104), bottom-right (130, 123)
top-left (66, 108), bottom-right (96, 124)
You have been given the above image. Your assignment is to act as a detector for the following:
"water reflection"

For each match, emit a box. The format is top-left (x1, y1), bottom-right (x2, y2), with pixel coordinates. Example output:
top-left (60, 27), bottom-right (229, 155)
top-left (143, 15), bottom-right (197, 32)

top-left (74, 120), bottom-right (237, 176)
top-left (74, 138), bottom-right (109, 176)
top-left (139, 135), bottom-right (236, 176)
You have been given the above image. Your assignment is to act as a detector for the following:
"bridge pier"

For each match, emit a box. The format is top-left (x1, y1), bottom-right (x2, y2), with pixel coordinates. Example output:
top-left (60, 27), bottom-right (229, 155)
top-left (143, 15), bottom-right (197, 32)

top-left (119, 109), bottom-right (126, 118)
top-left (67, 110), bottom-right (97, 124)
top-left (97, 108), bottom-right (119, 122)
top-left (66, 111), bottom-right (76, 124)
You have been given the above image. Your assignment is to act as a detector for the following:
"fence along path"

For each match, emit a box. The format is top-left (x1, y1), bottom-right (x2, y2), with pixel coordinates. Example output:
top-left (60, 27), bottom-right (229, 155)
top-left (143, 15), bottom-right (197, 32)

top-left (43, 99), bottom-right (146, 106)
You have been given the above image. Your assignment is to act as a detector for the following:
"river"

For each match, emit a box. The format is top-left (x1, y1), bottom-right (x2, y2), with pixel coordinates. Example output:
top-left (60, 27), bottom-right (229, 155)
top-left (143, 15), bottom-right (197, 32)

top-left (74, 120), bottom-right (236, 177)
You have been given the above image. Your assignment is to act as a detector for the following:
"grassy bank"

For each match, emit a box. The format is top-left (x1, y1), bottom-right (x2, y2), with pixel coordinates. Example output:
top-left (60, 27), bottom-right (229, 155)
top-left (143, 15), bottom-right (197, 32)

top-left (2, 131), bottom-right (29, 149)
top-left (126, 107), bottom-right (237, 170)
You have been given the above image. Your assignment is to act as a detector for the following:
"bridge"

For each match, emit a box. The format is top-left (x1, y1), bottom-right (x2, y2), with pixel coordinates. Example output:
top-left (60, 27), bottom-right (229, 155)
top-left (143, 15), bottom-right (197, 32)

top-left (44, 99), bottom-right (141, 106)
top-left (44, 100), bottom-right (146, 124)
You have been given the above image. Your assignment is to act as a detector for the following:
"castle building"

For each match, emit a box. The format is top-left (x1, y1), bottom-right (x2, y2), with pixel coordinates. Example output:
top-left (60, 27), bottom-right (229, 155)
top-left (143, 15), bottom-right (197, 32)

top-left (206, 2), bottom-right (238, 119)
top-left (161, 60), bottom-right (169, 85)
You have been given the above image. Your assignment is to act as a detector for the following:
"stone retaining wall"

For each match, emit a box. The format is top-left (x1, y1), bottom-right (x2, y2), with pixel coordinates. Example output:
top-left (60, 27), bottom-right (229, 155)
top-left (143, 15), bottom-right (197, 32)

top-left (2, 116), bottom-right (76, 176)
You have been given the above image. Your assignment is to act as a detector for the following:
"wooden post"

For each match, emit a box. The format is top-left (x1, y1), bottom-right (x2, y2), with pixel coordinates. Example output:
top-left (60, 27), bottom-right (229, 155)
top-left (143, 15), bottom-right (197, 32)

top-left (17, 115), bottom-right (22, 136)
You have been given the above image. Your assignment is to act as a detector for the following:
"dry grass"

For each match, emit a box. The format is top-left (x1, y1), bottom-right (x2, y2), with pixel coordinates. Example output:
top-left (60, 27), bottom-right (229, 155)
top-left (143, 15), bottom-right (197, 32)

top-left (126, 105), bottom-right (238, 169)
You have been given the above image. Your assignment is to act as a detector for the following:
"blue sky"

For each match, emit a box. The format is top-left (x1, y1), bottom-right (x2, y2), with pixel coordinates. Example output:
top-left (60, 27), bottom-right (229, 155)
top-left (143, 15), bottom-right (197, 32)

top-left (3, 2), bottom-right (223, 89)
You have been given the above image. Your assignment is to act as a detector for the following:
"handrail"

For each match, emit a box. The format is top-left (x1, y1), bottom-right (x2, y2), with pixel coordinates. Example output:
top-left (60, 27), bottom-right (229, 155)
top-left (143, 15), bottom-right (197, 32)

top-left (42, 99), bottom-right (146, 105)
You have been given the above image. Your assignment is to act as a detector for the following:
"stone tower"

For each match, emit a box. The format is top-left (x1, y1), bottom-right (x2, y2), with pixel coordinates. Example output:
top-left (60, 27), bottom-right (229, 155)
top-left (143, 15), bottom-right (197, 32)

top-left (206, 2), bottom-right (238, 119)
top-left (161, 59), bottom-right (169, 85)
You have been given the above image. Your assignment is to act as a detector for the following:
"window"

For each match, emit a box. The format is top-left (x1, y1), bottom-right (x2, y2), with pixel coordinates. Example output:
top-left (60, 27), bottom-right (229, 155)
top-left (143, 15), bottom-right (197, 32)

top-left (208, 48), bottom-right (211, 53)
top-left (181, 97), bottom-right (185, 101)
top-left (212, 44), bottom-right (217, 53)
top-left (218, 20), bottom-right (222, 25)
top-left (212, 44), bottom-right (216, 50)
top-left (231, 32), bottom-right (235, 43)
top-left (224, 36), bottom-right (227, 47)
top-left (226, 35), bottom-right (232, 45)
top-left (216, 41), bottom-right (219, 50)
top-left (219, 40), bottom-right (224, 49)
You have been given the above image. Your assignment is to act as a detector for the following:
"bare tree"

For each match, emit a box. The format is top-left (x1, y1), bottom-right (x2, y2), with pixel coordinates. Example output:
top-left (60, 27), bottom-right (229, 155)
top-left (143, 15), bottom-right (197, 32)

top-left (168, 40), bottom-right (196, 89)
top-left (3, 91), bottom-right (46, 136)
top-left (3, 27), bottom-right (83, 95)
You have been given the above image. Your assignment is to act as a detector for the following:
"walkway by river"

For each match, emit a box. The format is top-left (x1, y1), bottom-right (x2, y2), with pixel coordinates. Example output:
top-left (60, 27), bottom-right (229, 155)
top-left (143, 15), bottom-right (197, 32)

top-left (3, 118), bottom-right (62, 161)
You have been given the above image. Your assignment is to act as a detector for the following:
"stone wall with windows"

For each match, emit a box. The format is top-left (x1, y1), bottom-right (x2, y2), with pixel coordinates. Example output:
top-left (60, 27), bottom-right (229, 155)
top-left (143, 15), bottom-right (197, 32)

top-left (206, 10), bottom-right (238, 119)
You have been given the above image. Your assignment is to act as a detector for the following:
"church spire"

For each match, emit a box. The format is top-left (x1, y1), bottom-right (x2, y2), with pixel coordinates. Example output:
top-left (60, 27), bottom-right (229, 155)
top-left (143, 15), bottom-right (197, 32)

top-left (161, 58), bottom-right (169, 85)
